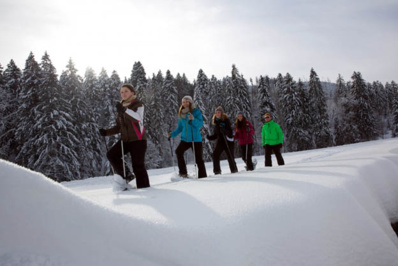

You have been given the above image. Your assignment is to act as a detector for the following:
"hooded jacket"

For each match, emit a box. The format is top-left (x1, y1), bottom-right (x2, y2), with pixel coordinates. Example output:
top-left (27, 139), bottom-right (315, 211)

top-left (234, 120), bottom-right (254, 145)
top-left (261, 120), bottom-right (283, 146)
top-left (170, 107), bottom-right (204, 142)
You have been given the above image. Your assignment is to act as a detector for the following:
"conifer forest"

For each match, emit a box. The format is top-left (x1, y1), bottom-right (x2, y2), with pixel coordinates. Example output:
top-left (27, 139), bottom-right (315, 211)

top-left (1, 52), bottom-right (397, 181)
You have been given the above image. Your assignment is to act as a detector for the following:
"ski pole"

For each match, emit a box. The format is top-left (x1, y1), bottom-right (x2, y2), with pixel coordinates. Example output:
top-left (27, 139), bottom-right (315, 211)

top-left (222, 132), bottom-right (237, 172)
top-left (121, 139), bottom-right (126, 179)
top-left (189, 118), bottom-right (197, 178)
top-left (246, 125), bottom-right (249, 166)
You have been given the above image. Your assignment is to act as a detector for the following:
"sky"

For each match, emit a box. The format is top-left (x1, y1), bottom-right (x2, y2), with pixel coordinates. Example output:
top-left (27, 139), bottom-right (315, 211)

top-left (1, 0), bottom-right (397, 84)
top-left (1, 138), bottom-right (398, 265)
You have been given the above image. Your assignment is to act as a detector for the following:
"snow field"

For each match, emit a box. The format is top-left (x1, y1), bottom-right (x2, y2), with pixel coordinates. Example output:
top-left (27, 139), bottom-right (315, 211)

top-left (1, 138), bottom-right (398, 265)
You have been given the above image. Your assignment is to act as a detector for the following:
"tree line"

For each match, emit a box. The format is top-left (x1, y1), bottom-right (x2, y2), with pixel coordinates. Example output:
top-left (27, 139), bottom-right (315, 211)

top-left (1, 52), bottom-right (397, 182)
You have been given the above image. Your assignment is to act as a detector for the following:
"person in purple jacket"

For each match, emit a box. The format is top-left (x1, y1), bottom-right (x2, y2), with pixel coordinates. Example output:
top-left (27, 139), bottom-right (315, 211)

top-left (234, 111), bottom-right (255, 171)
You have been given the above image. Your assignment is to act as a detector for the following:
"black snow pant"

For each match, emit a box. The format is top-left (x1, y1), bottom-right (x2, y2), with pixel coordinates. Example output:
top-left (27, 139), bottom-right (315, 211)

top-left (240, 143), bottom-right (254, 170)
top-left (264, 144), bottom-right (285, 167)
top-left (212, 138), bottom-right (238, 174)
top-left (175, 141), bottom-right (207, 178)
top-left (107, 140), bottom-right (150, 188)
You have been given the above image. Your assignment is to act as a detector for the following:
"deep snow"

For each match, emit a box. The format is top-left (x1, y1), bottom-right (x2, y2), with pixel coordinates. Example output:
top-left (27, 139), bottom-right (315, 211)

top-left (1, 139), bottom-right (398, 266)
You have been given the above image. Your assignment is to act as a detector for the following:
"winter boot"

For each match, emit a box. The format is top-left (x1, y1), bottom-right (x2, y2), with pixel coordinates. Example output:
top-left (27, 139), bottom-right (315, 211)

top-left (113, 175), bottom-right (127, 192)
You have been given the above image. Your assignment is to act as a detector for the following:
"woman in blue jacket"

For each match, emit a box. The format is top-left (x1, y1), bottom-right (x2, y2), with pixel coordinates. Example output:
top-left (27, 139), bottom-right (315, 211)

top-left (168, 96), bottom-right (207, 178)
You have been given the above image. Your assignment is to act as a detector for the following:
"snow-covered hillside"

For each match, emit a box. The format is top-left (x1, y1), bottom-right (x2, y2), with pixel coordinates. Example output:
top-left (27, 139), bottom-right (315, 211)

top-left (1, 139), bottom-right (398, 266)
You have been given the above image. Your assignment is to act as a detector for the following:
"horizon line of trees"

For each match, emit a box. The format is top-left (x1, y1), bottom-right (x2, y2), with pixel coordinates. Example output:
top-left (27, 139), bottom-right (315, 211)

top-left (1, 51), bottom-right (398, 182)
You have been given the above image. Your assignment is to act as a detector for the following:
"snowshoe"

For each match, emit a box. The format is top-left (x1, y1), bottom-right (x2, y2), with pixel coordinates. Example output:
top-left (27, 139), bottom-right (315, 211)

top-left (112, 175), bottom-right (127, 192)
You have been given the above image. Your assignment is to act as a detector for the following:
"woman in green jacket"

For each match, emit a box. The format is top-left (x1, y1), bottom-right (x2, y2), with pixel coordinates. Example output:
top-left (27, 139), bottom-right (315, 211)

top-left (261, 113), bottom-right (285, 167)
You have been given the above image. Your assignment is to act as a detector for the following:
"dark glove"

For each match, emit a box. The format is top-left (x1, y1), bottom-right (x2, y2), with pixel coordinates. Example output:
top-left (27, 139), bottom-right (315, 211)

top-left (206, 135), bottom-right (210, 140)
top-left (279, 143), bottom-right (283, 148)
top-left (99, 128), bottom-right (106, 136)
top-left (116, 102), bottom-right (126, 115)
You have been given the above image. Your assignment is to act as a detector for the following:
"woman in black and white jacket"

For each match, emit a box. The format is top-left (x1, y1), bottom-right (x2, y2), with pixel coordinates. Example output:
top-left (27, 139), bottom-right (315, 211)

top-left (99, 84), bottom-right (150, 191)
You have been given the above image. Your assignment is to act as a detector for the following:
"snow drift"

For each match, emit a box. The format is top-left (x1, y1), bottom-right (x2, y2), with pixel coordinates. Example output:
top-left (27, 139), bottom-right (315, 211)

top-left (1, 139), bottom-right (398, 266)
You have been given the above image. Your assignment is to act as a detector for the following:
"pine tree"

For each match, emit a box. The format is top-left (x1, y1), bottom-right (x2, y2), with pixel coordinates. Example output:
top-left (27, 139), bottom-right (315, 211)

top-left (308, 68), bottom-right (332, 148)
top-left (193, 69), bottom-right (212, 161)
top-left (223, 76), bottom-right (234, 115)
top-left (230, 65), bottom-right (251, 121)
top-left (257, 75), bottom-right (275, 122)
top-left (349, 71), bottom-right (377, 142)
top-left (392, 85), bottom-right (398, 137)
top-left (334, 74), bottom-right (348, 104)
top-left (281, 73), bottom-right (301, 151)
top-left (82, 67), bottom-right (104, 178)
top-left (209, 75), bottom-right (224, 113)
top-left (273, 73), bottom-right (284, 124)
top-left (27, 52), bottom-right (64, 179)
top-left (15, 52), bottom-right (42, 167)
top-left (145, 72), bottom-right (165, 167)
top-left (130, 61), bottom-right (147, 102)
top-left (175, 73), bottom-right (194, 100)
top-left (161, 70), bottom-right (179, 132)
top-left (58, 59), bottom-right (86, 180)
top-left (296, 79), bottom-right (312, 150)
top-left (0, 60), bottom-right (22, 161)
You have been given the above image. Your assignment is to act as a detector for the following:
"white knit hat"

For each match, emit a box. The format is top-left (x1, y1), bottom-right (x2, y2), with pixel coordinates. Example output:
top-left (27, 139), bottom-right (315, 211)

top-left (182, 95), bottom-right (193, 104)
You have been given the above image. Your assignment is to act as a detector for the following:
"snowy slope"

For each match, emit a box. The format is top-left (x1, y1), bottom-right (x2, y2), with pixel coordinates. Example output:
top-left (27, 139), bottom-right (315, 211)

top-left (1, 139), bottom-right (398, 266)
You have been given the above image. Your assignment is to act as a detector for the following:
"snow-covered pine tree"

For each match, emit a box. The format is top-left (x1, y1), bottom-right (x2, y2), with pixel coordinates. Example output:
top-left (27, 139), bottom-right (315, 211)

top-left (386, 81), bottom-right (397, 113)
top-left (222, 76), bottom-right (234, 115)
top-left (393, 86), bottom-right (398, 137)
top-left (333, 74), bottom-right (349, 145)
top-left (257, 75), bottom-right (275, 122)
top-left (334, 74), bottom-right (348, 104)
top-left (82, 67), bottom-right (104, 178)
top-left (144, 75), bottom-right (162, 168)
top-left (349, 71), bottom-right (377, 142)
top-left (97, 69), bottom-right (114, 129)
top-left (130, 61), bottom-right (147, 102)
top-left (209, 75), bottom-right (223, 115)
top-left (280, 73), bottom-right (300, 151)
top-left (175, 73), bottom-right (194, 100)
top-left (15, 52), bottom-right (42, 167)
top-left (369, 81), bottom-right (388, 137)
top-left (230, 64), bottom-right (251, 121)
top-left (296, 79), bottom-right (312, 151)
top-left (144, 73), bottom-right (165, 168)
top-left (0, 60), bottom-right (22, 161)
top-left (27, 52), bottom-right (64, 179)
top-left (390, 81), bottom-right (398, 137)
top-left (273, 73), bottom-right (284, 124)
top-left (193, 69), bottom-right (212, 161)
top-left (308, 68), bottom-right (332, 148)
top-left (58, 59), bottom-right (87, 180)
top-left (161, 70), bottom-right (179, 133)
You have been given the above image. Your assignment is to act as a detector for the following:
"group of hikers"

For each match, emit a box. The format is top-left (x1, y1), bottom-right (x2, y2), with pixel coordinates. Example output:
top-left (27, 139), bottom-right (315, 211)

top-left (99, 84), bottom-right (285, 192)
